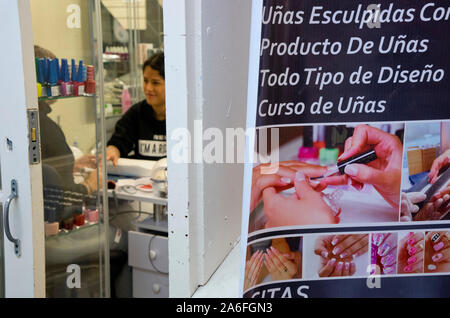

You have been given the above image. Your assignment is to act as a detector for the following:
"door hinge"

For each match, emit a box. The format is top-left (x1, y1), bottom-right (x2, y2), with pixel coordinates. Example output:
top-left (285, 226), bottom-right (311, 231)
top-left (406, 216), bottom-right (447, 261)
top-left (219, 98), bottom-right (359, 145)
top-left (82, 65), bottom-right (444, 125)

top-left (27, 109), bottom-right (40, 165)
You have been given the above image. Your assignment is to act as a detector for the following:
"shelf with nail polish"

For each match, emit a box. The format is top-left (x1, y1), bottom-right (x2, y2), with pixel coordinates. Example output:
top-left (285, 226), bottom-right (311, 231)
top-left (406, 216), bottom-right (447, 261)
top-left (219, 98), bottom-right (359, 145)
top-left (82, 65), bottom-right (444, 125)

top-left (36, 58), bottom-right (96, 100)
top-left (43, 187), bottom-right (99, 240)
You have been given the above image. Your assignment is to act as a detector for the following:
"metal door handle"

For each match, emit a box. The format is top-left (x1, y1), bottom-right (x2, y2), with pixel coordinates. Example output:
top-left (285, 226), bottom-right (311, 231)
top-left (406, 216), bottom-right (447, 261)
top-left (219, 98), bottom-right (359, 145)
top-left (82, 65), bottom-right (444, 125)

top-left (4, 180), bottom-right (21, 257)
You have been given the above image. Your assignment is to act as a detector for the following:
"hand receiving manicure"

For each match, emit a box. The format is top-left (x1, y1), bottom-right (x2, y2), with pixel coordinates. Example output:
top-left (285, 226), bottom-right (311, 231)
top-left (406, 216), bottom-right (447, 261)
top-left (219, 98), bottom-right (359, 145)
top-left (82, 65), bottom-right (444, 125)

top-left (263, 246), bottom-right (299, 281)
top-left (398, 232), bottom-right (425, 274)
top-left (371, 233), bottom-right (398, 275)
top-left (244, 250), bottom-right (264, 291)
top-left (424, 231), bottom-right (450, 273)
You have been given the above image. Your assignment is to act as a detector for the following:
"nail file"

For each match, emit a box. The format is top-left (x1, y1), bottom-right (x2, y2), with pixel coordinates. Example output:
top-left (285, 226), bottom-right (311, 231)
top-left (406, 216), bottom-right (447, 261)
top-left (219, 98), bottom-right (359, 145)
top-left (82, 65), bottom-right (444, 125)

top-left (311, 149), bottom-right (377, 180)
top-left (408, 167), bottom-right (450, 211)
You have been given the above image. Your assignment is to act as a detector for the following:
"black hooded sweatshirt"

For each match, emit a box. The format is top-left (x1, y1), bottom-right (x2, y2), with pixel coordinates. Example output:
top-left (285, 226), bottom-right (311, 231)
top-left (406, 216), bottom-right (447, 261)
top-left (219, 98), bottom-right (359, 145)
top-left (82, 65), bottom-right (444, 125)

top-left (107, 100), bottom-right (166, 161)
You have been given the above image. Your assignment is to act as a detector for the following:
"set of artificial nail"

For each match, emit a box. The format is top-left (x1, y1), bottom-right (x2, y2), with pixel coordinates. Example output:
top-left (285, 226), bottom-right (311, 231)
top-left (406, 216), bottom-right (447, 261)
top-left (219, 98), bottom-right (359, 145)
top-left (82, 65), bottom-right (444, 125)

top-left (372, 233), bottom-right (396, 274)
top-left (318, 237), bottom-right (356, 272)
top-left (428, 232), bottom-right (446, 271)
top-left (403, 233), bottom-right (422, 273)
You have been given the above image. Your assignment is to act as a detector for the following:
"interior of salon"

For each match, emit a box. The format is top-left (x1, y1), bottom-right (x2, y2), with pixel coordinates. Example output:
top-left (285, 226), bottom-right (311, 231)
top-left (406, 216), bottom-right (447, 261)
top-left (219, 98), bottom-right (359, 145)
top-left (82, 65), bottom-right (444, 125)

top-left (0, 0), bottom-right (251, 298)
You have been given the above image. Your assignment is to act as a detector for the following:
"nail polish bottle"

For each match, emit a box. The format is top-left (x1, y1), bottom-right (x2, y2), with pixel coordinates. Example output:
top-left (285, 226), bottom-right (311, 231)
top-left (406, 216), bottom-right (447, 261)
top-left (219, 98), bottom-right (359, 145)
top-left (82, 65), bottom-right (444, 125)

top-left (47, 59), bottom-right (61, 97)
top-left (44, 206), bottom-right (59, 237)
top-left (85, 65), bottom-right (95, 95)
top-left (320, 126), bottom-right (340, 165)
top-left (62, 217), bottom-right (74, 231)
top-left (313, 125), bottom-right (326, 151)
top-left (121, 86), bottom-right (132, 114)
top-left (37, 58), bottom-right (48, 97)
top-left (298, 126), bottom-right (319, 164)
top-left (73, 210), bottom-right (85, 227)
top-left (59, 59), bottom-right (72, 96)
top-left (72, 60), bottom-right (85, 96)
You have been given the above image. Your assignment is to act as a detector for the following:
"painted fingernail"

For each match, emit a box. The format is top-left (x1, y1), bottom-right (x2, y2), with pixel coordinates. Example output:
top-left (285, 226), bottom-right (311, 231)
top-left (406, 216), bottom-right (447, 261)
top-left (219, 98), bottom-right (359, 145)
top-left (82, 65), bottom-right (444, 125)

top-left (295, 171), bottom-right (306, 182)
top-left (404, 265), bottom-right (412, 272)
top-left (408, 246), bottom-right (418, 256)
top-left (344, 262), bottom-right (350, 271)
top-left (344, 164), bottom-right (358, 176)
top-left (321, 251), bottom-right (329, 258)
top-left (407, 232), bottom-right (414, 238)
top-left (428, 264), bottom-right (437, 271)
top-left (433, 242), bottom-right (444, 252)
top-left (280, 177), bottom-right (291, 184)
top-left (407, 256), bottom-right (417, 265)
top-left (432, 253), bottom-right (443, 262)
top-left (407, 238), bottom-right (416, 246)
top-left (373, 233), bottom-right (385, 246)
top-left (332, 246), bottom-right (341, 255)
top-left (329, 258), bottom-right (336, 265)
top-left (336, 261), bottom-right (343, 270)
top-left (381, 254), bottom-right (395, 266)
top-left (331, 237), bottom-right (339, 246)
top-left (378, 243), bottom-right (391, 257)
top-left (339, 251), bottom-right (349, 259)
top-left (383, 265), bottom-right (395, 274)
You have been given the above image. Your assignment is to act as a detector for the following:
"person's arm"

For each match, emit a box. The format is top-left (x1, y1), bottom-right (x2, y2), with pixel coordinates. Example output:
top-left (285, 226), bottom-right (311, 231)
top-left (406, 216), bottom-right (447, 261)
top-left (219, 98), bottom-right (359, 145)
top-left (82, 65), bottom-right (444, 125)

top-left (107, 104), bottom-right (140, 163)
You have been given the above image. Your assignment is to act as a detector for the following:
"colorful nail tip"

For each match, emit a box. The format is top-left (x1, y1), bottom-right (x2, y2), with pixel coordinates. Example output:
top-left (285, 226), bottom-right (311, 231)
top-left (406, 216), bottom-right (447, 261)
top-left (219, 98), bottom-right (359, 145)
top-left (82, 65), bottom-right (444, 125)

top-left (408, 247), bottom-right (418, 256)
top-left (431, 233), bottom-right (441, 243)
top-left (427, 264), bottom-right (437, 271)
top-left (378, 243), bottom-right (391, 256)
top-left (432, 253), bottom-right (443, 262)
top-left (407, 256), bottom-right (417, 265)
top-left (433, 242), bottom-right (444, 252)
top-left (373, 233), bottom-right (384, 246)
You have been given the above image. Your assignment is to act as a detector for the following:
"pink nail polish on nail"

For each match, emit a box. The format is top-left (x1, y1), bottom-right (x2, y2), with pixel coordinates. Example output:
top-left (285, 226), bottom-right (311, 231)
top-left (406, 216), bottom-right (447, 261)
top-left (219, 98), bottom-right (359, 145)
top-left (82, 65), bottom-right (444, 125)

top-left (378, 243), bottom-right (391, 257)
top-left (331, 238), bottom-right (339, 246)
top-left (373, 234), bottom-right (385, 246)
top-left (344, 262), bottom-right (350, 271)
top-left (404, 265), bottom-right (412, 272)
top-left (383, 266), bottom-right (395, 274)
top-left (407, 238), bottom-right (416, 246)
top-left (329, 258), bottom-right (336, 265)
top-left (336, 261), bottom-right (343, 270)
top-left (434, 242), bottom-right (444, 252)
top-left (321, 251), bottom-right (328, 258)
top-left (382, 254), bottom-right (395, 266)
top-left (407, 256), bottom-right (417, 265)
top-left (432, 253), bottom-right (443, 262)
top-left (408, 246), bottom-right (417, 256)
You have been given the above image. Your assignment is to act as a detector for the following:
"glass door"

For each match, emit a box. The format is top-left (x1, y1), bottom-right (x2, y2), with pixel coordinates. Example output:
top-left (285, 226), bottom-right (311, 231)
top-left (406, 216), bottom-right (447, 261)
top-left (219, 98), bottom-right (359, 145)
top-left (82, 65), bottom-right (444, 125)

top-left (29, 0), bottom-right (110, 297)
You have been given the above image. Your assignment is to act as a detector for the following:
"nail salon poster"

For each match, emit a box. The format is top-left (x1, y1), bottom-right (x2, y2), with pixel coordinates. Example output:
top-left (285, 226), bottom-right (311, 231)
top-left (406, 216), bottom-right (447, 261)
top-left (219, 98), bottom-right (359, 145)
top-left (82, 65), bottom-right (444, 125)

top-left (240, 0), bottom-right (450, 298)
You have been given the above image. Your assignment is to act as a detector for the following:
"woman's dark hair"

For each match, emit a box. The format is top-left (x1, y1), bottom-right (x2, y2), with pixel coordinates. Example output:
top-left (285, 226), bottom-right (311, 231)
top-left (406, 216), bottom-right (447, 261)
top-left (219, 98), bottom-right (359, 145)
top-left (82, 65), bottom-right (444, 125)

top-left (143, 52), bottom-right (165, 79)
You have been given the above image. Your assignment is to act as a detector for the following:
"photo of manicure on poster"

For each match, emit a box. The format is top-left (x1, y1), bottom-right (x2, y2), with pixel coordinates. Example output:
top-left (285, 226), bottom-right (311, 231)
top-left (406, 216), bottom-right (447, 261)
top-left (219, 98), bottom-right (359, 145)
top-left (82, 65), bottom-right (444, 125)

top-left (302, 233), bottom-right (369, 279)
top-left (424, 231), bottom-right (450, 273)
top-left (400, 121), bottom-right (450, 222)
top-left (397, 231), bottom-right (425, 274)
top-left (249, 123), bottom-right (405, 233)
top-left (370, 232), bottom-right (398, 275)
top-left (244, 237), bottom-right (303, 292)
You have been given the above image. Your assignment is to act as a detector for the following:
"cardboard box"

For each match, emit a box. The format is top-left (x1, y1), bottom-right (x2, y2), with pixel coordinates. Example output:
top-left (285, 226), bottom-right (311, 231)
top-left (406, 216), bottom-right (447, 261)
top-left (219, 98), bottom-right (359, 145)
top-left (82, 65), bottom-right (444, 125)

top-left (407, 146), bottom-right (438, 176)
top-left (422, 147), bottom-right (438, 172)
top-left (407, 147), bottom-right (423, 175)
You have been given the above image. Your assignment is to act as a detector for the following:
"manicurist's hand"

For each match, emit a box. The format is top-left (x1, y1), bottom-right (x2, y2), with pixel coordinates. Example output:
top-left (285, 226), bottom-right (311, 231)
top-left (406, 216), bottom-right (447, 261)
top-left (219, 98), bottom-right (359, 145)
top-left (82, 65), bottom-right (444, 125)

top-left (106, 145), bottom-right (121, 166)
top-left (321, 125), bottom-right (403, 209)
